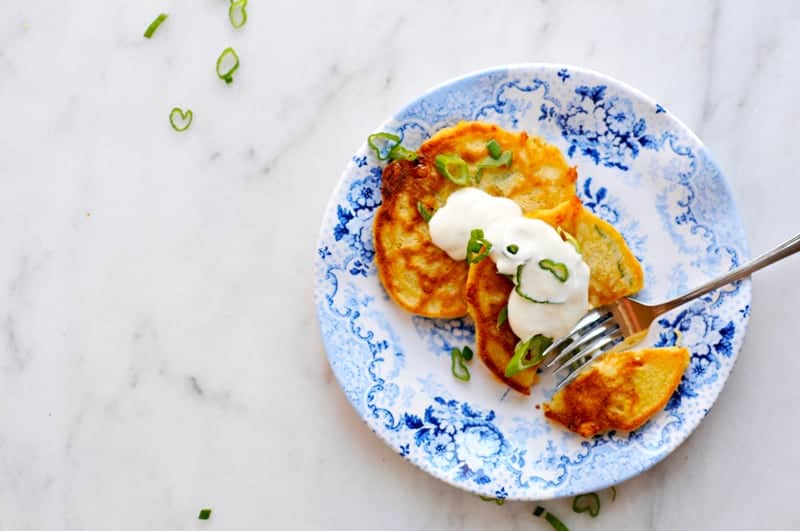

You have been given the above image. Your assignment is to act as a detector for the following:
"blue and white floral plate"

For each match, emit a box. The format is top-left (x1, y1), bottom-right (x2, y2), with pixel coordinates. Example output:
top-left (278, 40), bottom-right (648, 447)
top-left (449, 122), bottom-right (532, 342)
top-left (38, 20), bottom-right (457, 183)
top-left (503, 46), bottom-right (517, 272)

top-left (314, 65), bottom-right (750, 500)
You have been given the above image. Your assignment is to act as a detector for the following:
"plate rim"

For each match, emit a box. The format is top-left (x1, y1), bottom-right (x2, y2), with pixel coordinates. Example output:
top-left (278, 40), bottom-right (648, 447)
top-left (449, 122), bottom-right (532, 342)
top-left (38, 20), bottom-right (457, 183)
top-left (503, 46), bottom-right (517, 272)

top-left (315, 63), bottom-right (752, 500)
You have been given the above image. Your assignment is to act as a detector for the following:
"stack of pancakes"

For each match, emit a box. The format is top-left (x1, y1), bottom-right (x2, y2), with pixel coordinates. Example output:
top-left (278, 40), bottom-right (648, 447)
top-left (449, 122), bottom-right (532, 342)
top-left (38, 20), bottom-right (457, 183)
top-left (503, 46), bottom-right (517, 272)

top-left (372, 121), bottom-right (688, 436)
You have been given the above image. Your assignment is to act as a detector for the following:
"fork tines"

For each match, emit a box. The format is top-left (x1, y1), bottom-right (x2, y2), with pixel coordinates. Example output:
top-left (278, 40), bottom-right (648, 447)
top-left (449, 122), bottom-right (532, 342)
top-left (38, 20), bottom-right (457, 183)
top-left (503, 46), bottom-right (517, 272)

top-left (539, 307), bottom-right (626, 390)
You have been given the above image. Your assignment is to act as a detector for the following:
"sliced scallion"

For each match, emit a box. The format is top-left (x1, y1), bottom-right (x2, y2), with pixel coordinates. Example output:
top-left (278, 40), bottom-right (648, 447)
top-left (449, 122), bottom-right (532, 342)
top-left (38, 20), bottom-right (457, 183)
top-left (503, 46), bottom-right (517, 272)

top-left (514, 264), bottom-right (554, 304)
top-left (144, 13), bottom-right (168, 38)
top-left (367, 132), bottom-right (401, 161)
top-left (216, 47), bottom-right (240, 84)
top-left (466, 229), bottom-right (492, 264)
top-left (505, 334), bottom-right (553, 377)
top-left (539, 258), bottom-right (569, 282)
top-left (572, 492), bottom-right (600, 517)
top-left (506, 244), bottom-right (519, 255)
top-left (388, 144), bottom-right (418, 161)
top-left (475, 150), bottom-right (512, 182)
top-left (198, 508), bottom-right (212, 520)
top-left (496, 305), bottom-right (508, 329)
top-left (533, 506), bottom-right (569, 531)
top-left (486, 138), bottom-right (502, 159)
top-left (435, 154), bottom-right (471, 186)
top-left (417, 201), bottom-right (433, 223)
top-left (169, 107), bottom-right (193, 132)
top-left (229, 0), bottom-right (248, 29)
top-left (450, 348), bottom-right (470, 381)
top-left (479, 495), bottom-right (505, 505)
top-left (544, 512), bottom-right (569, 531)
top-left (477, 150), bottom-right (512, 169)
top-left (461, 346), bottom-right (474, 361)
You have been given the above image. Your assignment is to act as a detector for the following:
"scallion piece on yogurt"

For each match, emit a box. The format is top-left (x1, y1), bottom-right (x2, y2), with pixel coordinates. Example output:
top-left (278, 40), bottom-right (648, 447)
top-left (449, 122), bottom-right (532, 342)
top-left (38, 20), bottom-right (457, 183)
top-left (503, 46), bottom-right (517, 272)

top-left (539, 258), bottom-right (569, 282)
top-left (466, 228), bottom-right (492, 264)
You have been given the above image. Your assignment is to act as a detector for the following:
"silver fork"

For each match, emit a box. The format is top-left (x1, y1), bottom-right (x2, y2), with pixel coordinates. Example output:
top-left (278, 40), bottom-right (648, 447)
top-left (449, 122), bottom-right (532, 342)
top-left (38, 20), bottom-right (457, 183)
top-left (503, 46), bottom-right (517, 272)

top-left (543, 231), bottom-right (800, 390)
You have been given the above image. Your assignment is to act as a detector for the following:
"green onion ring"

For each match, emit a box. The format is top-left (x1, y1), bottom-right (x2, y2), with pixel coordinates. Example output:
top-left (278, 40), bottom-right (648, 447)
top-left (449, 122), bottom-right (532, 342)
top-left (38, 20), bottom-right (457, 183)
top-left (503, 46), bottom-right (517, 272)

top-left (572, 492), bottom-right (600, 517)
top-left (539, 258), bottom-right (569, 282)
top-left (514, 264), bottom-right (559, 304)
top-left (216, 47), bottom-right (240, 84)
top-left (434, 154), bottom-right (471, 186)
top-left (505, 334), bottom-right (553, 377)
top-left (367, 132), bottom-right (401, 161)
top-left (466, 229), bottom-right (492, 264)
top-left (169, 107), bottom-right (193, 132)
top-left (450, 348), bottom-right (470, 381)
top-left (229, 0), bottom-right (248, 29)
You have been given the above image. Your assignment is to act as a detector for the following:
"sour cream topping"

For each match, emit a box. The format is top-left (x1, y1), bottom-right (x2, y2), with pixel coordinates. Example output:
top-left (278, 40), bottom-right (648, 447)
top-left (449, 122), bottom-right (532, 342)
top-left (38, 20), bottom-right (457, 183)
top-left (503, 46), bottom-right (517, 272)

top-left (428, 187), bottom-right (590, 340)
top-left (428, 188), bottom-right (521, 261)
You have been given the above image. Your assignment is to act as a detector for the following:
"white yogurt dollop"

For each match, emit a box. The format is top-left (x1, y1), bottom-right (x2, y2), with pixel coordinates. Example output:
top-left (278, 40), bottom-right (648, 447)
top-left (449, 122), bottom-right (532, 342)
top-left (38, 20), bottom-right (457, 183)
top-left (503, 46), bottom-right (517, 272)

top-left (428, 188), bottom-right (521, 261)
top-left (428, 187), bottom-right (590, 341)
top-left (507, 243), bottom-right (590, 339)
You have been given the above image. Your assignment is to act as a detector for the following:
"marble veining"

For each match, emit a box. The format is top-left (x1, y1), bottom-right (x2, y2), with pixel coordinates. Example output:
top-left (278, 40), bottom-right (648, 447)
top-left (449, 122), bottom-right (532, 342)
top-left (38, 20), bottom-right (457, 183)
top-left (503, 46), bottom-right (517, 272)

top-left (1, 1), bottom-right (799, 530)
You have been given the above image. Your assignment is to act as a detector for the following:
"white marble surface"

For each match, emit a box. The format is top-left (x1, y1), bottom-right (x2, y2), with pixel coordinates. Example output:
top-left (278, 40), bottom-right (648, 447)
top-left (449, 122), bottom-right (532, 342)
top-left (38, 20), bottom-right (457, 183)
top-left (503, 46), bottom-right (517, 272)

top-left (2, 1), bottom-right (800, 529)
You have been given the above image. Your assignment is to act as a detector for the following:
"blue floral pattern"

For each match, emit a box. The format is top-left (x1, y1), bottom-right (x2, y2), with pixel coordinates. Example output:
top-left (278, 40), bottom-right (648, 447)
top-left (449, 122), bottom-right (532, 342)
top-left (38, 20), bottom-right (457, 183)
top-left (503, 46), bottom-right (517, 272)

top-left (314, 65), bottom-right (750, 500)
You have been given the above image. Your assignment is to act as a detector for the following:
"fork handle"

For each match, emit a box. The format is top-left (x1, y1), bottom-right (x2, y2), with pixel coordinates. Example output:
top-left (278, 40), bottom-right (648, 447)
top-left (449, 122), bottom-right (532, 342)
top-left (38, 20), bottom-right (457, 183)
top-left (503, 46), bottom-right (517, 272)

top-left (655, 231), bottom-right (800, 313)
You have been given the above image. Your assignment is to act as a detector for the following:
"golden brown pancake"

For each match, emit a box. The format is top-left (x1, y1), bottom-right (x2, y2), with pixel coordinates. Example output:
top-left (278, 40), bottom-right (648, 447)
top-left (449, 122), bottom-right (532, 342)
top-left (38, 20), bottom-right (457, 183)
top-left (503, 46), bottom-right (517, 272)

top-left (374, 159), bottom-right (469, 318)
top-left (543, 347), bottom-right (690, 437)
top-left (528, 196), bottom-right (644, 307)
top-left (418, 122), bottom-right (579, 213)
top-left (465, 196), bottom-right (645, 394)
top-left (465, 257), bottom-right (536, 395)
top-left (373, 121), bottom-right (577, 317)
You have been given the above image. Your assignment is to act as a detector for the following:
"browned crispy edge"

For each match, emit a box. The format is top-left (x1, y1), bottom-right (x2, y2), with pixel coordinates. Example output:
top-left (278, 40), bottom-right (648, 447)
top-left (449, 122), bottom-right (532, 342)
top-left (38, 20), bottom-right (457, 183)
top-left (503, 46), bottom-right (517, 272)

top-left (373, 159), bottom-right (469, 317)
top-left (465, 258), bottom-right (537, 394)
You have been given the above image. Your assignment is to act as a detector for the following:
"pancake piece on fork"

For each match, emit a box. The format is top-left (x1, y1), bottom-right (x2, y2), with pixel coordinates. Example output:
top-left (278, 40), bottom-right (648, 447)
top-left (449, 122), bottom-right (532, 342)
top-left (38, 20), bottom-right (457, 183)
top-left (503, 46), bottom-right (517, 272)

top-left (543, 347), bottom-right (690, 437)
